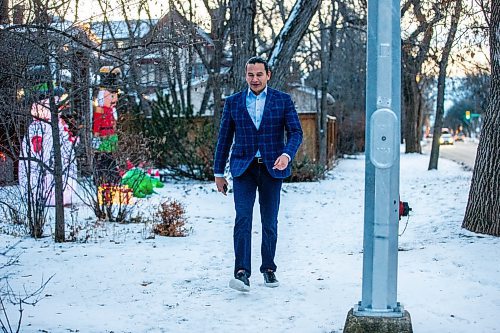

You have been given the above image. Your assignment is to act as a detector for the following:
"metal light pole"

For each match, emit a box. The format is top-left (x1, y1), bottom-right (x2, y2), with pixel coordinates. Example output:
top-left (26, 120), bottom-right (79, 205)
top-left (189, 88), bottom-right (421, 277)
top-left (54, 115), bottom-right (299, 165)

top-left (356, 0), bottom-right (402, 316)
top-left (344, 0), bottom-right (413, 330)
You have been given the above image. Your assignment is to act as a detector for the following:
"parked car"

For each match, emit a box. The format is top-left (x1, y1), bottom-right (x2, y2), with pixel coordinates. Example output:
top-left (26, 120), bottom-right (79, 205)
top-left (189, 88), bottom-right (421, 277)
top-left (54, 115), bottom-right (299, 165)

top-left (440, 133), bottom-right (454, 145)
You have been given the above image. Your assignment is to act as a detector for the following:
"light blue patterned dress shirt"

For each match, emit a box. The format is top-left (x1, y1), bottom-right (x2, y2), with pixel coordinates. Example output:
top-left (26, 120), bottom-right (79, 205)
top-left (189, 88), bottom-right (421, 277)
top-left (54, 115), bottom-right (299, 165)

top-left (246, 86), bottom-right (268, 157)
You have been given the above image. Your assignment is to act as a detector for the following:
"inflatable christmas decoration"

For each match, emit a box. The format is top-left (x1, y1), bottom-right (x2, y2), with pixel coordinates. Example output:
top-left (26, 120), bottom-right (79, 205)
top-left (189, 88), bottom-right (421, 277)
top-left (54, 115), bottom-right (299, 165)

top-left (93, 88), bottom-right (118, 152)
top-left (97, 163), bottom-right (164, 204)
top-left (120, 167), bottom-right (164, 198)
top-left (97, 184), bottom-right (134, 205)
top-left (93, 66), bottom-right (121, 185)
top-left (19, 94), bottom-right (78, 206)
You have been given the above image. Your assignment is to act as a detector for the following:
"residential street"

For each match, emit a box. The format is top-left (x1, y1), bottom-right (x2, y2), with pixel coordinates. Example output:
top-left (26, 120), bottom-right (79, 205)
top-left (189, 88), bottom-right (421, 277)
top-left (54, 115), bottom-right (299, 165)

top-left (423, 139), bottom-right (479, 170)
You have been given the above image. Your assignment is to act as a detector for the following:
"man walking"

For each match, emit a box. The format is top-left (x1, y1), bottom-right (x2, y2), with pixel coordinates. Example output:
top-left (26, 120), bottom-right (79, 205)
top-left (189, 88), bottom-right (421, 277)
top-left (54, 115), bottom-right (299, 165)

top-left (214, 56), bottom-right (303, 292)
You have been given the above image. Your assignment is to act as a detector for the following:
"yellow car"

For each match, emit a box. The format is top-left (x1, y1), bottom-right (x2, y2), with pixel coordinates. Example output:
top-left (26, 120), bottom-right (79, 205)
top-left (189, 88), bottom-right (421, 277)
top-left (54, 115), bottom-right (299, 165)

top-left (440, 133), bottom-right (454, 145)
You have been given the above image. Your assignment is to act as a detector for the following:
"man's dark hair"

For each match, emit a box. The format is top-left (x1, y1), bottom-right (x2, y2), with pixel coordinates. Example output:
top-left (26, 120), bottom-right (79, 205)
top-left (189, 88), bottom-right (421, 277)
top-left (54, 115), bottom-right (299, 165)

top-left (246, 56), bottom-right (270, 73)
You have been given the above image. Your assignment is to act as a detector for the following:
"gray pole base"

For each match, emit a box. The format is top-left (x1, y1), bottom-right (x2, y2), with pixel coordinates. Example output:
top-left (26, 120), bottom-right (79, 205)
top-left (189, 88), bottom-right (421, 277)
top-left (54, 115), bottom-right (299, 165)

top-left (343, 308), bottom-right (413, 333)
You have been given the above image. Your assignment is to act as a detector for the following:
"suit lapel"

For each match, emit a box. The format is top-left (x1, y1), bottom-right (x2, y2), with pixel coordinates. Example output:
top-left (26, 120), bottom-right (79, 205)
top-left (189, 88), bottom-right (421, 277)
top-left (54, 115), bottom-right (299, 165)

top-left (260, 88), bottom-right (274, 130)
top-left (240, 89), bottom-right (247, 109)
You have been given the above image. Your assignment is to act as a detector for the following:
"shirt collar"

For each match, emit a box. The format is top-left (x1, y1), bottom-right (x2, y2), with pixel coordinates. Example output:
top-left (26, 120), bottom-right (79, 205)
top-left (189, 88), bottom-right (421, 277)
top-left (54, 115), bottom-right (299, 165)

top-left (247, 86), bottom-right (268, 97)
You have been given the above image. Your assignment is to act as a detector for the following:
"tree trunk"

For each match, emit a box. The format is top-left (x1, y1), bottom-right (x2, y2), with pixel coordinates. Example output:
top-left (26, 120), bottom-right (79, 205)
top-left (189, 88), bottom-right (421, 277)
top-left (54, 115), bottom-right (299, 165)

top-left (318, 1), bottom-right (338, 166)
top-left (36, 0), bottom-right (65, 241)
top-left (401, 0), bottom-right (441, 153)
top-left (186, 43), bottom-right (193, 111)
top-left (49, 93), bottom-right (66, 242)
top-left (186, 0), bottom-right (194, 111)
top-left (71, 50), bottom-right (93, 177)
top-left (268, 0), bottom-right (322, 91)
top-left (318, 17), bottom-right (328, 165)
top-left (402, 68), bottom-right (422, 153)
top-left (0, 0), bottom-right (9, 24)
top-left (429, 0), bottom-right (462, 170)
top-left (192, 3), bottom-right (228, 134)
top-left (230, 0), bottom-right (256, 92)
top-left (462, 1), bottom-right (500, 236)
top-left (173, 47), bottom-right (186, 112)
top-left (209, 21), bottom-right (225, 132)
top-left (212, 69), bottom-right (222, 134)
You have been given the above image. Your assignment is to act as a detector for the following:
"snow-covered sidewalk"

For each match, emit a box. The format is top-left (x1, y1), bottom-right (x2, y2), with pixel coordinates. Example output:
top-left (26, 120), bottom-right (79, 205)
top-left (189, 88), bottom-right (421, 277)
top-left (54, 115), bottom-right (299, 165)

top-left (1, 153), bottom-right (499, 333)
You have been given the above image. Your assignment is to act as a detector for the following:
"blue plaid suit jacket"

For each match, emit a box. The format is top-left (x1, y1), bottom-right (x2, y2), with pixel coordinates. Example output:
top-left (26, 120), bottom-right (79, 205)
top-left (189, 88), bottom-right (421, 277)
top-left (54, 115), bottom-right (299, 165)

top-left (214, 87), bottom-right (303, 179)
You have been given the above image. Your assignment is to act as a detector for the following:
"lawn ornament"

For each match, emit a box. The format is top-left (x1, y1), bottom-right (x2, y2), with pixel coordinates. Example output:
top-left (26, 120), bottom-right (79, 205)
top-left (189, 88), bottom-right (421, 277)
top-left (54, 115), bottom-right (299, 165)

top-left (98, 184), bottom-right (134, 205)
top-left (93, 88), bottom-right (118, 152)
top-left (19, 96), bottom-right (78, 205)
top-left (120, 168), bottom-right (164, 198)
top-left (92, 66), bottom-right (121, 185)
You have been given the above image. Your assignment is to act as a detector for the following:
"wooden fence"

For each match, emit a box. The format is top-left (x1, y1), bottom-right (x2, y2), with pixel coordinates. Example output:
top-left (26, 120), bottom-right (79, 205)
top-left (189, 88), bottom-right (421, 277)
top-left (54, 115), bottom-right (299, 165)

top-left (295, 112), bottom-right (338, 168)
top-left (195, 112), bottom-right (338, 168)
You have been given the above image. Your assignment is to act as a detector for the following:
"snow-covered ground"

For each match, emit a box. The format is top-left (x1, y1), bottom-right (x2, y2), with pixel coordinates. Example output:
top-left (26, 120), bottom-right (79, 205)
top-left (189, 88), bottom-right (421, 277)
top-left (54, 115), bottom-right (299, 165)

top-left (1, 152), bottom-right (499, 333)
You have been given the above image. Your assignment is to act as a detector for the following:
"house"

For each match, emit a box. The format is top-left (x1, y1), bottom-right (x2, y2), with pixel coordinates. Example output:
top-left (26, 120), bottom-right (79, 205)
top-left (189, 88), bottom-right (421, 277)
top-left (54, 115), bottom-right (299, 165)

top-left (90, 10), bottom-right (214, 98)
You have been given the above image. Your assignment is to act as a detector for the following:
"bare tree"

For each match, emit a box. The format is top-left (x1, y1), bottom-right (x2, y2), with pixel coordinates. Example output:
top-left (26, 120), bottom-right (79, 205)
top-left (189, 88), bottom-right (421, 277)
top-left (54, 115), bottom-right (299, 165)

top-left (462, 0), bottom-right (500, 236)
top-left (268, 0), bottom-right (322, 91)
top-left (401, 0), bottom-right (444, 153)
top-left (255, 1), bottom-right (282, 52)
top-left (428, 0), bottom-right (463, 170)
top-left (197, 0), bottom-right (228, 130)
top-left (172, 0), bottom-right (229, 131)
top-left (33, 0), bottom-right (66, 242)
top-left (300, 0), bottom-right (366, 155)
top-left (316, 0), bottom-right (340, 165)
top-left (229, 0), bottom-right (256, 92)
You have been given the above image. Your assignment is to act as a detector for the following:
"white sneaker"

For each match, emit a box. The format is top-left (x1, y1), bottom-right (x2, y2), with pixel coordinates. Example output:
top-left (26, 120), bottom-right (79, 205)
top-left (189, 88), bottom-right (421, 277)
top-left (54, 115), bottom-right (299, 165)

top-left (229, 271), bottom-right (250, 292)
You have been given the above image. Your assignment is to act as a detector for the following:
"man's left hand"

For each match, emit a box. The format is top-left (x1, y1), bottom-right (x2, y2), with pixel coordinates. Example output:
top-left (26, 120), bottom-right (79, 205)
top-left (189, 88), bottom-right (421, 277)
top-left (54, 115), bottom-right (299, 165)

top-left (273, 154), bottom-right (289, 170)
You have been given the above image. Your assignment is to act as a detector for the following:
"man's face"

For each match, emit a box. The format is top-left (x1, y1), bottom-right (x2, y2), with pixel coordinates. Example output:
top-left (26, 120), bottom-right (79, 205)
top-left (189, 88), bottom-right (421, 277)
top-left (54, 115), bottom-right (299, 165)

top-left (246, 63), bottom-right (271, 95)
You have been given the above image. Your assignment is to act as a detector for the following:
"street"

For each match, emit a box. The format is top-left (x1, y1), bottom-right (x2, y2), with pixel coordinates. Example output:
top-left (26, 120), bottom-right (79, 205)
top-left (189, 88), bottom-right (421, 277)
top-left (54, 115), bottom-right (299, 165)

top-left (423, 139), bottom-right (479, 170)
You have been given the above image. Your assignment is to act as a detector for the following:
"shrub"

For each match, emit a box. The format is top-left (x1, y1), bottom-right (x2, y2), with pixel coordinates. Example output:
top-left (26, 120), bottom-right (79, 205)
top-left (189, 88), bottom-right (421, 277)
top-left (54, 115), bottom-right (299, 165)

top-left (153, 198), bottom-right (188, 237)
top-left (132, 95), bottom-right (216, 181)
top-left (287, 156), bottom-right (326, 182)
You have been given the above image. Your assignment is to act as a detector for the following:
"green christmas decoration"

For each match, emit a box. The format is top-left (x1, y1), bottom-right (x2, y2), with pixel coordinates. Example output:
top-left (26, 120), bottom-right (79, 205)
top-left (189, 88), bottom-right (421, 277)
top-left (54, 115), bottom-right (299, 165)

top-left (97, 134), bottom-right (118, 152)
top-left (120, 168), bottom-right (164, 198)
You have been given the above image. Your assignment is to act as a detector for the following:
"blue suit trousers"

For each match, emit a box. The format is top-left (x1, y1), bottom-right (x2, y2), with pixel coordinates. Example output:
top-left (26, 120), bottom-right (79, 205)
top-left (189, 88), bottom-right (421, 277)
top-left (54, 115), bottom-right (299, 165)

top-left (232, 159), bottom-right (282, 278)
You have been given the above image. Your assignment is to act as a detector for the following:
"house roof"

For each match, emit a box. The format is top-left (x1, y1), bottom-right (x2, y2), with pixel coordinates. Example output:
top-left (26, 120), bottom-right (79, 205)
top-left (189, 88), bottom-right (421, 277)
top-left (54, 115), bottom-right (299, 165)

top-left (144, 9), bottom-right (213, 46)
top-left (90, 19), bottom-right (158, 41)
top-left (89, 10), bottom-right (212, 46)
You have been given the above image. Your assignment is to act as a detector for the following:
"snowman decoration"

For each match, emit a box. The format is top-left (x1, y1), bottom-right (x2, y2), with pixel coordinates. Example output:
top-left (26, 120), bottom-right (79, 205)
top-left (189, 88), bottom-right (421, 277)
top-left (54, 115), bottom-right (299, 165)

top-left (19, 96), bottom-right (78, 206)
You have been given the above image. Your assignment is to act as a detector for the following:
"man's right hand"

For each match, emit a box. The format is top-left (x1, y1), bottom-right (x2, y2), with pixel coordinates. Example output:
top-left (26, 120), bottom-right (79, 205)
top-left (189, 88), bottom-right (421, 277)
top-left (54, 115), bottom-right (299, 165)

top-left (215, 177), bottom-right (228, 196)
